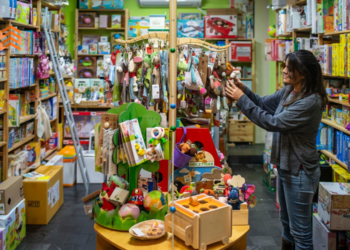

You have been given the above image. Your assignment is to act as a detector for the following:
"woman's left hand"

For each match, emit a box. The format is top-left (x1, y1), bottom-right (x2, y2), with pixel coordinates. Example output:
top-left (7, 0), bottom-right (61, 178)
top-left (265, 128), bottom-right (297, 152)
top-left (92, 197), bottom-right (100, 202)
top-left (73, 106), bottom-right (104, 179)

top-left (225, 82), bottom-right (244, 101)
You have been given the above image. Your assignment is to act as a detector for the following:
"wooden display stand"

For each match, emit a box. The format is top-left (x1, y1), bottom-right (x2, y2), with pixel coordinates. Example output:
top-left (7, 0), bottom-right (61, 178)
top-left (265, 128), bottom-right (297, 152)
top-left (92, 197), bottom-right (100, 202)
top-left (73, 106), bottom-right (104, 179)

top-left (232, 203), bottom-right (249, 226)
top-left (94, 223), bottom-right (249, 250)
top-left (228, 120), bottom-right (254, 143)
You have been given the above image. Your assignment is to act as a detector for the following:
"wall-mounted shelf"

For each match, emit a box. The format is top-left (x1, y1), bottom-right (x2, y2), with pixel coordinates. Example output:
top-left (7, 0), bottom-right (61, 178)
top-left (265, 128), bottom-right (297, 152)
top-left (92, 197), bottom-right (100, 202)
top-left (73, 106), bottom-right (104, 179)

top-left (40, 93), bottom-right (57, 101)
top-left (0, 79), bottom-right (7, 83)
top-left (8, 135), bottom-right (36, 153)
top-left (10, 84), bottom-right (37, 91)
top-left (20, 114), bottom-right (37, 124)
top-left (320, 149), bottom-right (348, 171)
top-left (323, 74), bottom-right (349, 79)
top-left (321, 119), bottom-right (350, 135)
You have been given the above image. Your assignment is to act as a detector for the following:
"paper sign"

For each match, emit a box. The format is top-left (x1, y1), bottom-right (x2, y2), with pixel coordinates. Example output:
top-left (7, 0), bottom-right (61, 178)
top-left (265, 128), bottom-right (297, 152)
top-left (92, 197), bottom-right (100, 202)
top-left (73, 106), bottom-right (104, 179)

top-left (133, 228), bottom-right (145, 236)
top-left (152, 85), bottom-right (160, 99)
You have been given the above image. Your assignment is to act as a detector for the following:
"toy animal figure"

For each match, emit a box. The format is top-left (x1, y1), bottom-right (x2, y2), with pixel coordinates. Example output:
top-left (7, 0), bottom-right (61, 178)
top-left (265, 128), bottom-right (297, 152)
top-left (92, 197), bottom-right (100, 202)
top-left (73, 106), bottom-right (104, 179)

top-left (160, 50), bottom-right (169, 105)
top-left (226, 63), bottom-right (241, 80)
top-left (228, 187), bottom-right (242, 210)
top-left (36, 55), bottom-right (50, 79)
top-left (212, 57), bottom-right (229, 111)
top-left (99, 182), bottom-right (118, 214)
top-left (178, 142), bottom-right (191, 154)
top-left (142, 54), bottom-right (152, 107)
top-left (185, 56), bottom-right (207, 96)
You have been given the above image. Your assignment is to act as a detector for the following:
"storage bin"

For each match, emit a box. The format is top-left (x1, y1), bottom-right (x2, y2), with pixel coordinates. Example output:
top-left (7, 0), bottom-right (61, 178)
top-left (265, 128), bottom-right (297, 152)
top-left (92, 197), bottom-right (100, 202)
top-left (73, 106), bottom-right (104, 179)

top-left (58, 146), bottom-right (77, 186)
top-left (77, 151), bottom-right (104, 184)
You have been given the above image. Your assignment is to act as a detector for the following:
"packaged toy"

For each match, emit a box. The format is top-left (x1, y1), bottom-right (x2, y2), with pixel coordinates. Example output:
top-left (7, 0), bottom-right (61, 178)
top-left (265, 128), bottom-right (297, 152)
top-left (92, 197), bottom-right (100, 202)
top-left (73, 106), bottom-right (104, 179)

top-left (36, 55), bottom-right (50, 79)
top-left (128, 20), bottom-right (150, 38)
top-left (74, 79), bottom-right (91, 100)
top-left (78, 12), bottom-right (96, 28)
top-left (9, 94), bottom-right (20, 127)
top-left (0, 199), bottom-right (26, 250)
top-left (99, 15), bottom-right (108, 28)
top-left (229, 41), bottom-right (252, 62)
top-left (204, 15), bottom-right (238, 38)
top-left (25, 142), bottom-right (40, 168)
top-left (96, 59), bottom-right (104, 78)
top-left (78, 45), bottom-right (89, 55)
top-left (98, 42), bottom-right (111, 54)
top-left (111, 15), bottom-right (122, 28)
top-left (64, 112), bottom-right (103, 138)
top-left (90, 79), bottom-right (105, 100)
top-left (49, 96), bottom-right (57, 120)
top-left (177, 20), bottom-right (204, 38)
top-left (79, 0), bottom-right (123, 10)
top-left (15, 2), bottom-right (30, 24)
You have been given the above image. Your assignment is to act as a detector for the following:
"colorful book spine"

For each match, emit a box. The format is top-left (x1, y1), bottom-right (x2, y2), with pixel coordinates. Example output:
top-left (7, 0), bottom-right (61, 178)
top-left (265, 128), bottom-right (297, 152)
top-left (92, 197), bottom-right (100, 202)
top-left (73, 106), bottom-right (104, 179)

top-left (340, 35), bottom-right (345, 76)
top-left (332, 44), bottom-right (336, 76)
top-left (317, 0), bottom-right (324, 33)
top-left (339, 0), bottom-right (343, 31)
top-left (324, 45), bottom-right (328, 74)
top-left (345, 34), bottom-right (348, 77)
top-left (328, 45), bottom-right (332, 75)
top-left (334, 0), bottom-right (339, 31)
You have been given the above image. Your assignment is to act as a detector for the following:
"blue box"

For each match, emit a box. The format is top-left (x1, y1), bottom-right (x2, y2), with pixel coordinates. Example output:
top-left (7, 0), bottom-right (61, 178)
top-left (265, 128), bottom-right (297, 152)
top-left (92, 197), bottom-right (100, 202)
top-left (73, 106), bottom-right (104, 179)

top-left (177, 20), bottom-right (204, 38)
top-left (316, 123), bottom-right (327, 150)
top-left (336, 131), bottom-right (343, 161)
top-left (79, 0), bottom-right (123, 9)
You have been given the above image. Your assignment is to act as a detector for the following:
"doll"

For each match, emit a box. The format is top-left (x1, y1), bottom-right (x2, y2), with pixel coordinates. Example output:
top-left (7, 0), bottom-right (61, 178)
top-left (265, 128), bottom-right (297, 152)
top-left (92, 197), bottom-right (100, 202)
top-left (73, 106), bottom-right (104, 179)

top-left (228, 187), bottom-right (242, 210)
top-left (142, 54), bottom-right (152, 107)
top-left (185, 56), bottom-right (207, 96)
top-left (36, 55), bottom-right (50, 79)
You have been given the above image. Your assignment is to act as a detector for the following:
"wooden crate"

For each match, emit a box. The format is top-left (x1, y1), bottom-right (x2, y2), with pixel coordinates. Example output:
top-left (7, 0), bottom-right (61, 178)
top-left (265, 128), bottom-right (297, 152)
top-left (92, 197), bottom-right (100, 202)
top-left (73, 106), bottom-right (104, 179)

top-left (165, 194), bottom-right (232, 250)
top-left (228, 120), bottom-right (254, 142)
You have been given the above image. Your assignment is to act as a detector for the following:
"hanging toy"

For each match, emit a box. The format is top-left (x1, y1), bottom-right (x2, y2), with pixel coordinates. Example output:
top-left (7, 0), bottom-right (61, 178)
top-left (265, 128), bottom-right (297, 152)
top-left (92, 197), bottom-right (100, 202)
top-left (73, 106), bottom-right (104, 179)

top-left (151, 52), bottom-right (161, 110)
top-left (212, 56), bottom-right (229, 111)
top-left (143, 54), bottom-right (152, 108)
top-left (160, 49), bottom-right (169, 106)
top-left (184, 54), bottom-right (207, 96)
top-left (148, 127), bottom-right (167, 148)
top-left (226, 63), bottom-right (241, 80)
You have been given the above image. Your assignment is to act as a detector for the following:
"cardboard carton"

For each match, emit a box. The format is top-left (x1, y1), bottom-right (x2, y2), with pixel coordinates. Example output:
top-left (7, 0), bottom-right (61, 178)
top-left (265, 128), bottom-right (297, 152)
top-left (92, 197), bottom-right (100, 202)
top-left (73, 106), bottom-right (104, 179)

top-left (0, 177), bottom-right (23, 215)
top-left (313, 213), bottom-right (336, 250)
top-left (318, 182), bottom-right (350, 230)
top-left (23, 166), bottom-right (63, 225)
top-left (0, 199), bottom-right (26, 250)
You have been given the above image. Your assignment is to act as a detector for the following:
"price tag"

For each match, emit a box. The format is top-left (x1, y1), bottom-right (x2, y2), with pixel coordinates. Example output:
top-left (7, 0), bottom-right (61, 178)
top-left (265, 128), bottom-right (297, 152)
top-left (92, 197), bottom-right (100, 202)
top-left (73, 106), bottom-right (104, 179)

top-left (152, 85), bottom-right (160, 99)
top-left (132, 228), bottom-right (145, 237)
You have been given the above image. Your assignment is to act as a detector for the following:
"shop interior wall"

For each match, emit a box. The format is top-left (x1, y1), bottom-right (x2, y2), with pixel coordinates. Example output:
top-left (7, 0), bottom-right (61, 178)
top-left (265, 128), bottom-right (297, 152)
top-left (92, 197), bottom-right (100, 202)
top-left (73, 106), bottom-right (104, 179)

top-left (63, 0), bottom-right (272, 144)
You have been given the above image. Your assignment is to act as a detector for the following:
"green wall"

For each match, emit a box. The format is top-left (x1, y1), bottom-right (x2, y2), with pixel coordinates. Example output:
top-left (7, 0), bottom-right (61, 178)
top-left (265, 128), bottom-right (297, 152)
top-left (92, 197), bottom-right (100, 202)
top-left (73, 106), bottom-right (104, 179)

top-left (64, 0), bottom-right (230, 57)
top-left (268, 0), bottom-right (276, 95)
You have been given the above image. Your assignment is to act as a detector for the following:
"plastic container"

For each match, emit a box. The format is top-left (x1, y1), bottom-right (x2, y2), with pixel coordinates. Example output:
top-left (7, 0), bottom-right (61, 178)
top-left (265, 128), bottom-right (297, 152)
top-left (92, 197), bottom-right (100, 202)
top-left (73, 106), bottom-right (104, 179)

top-left (58, 146), bottom-right (77, 186)
top-left (77, 151), bottom-right (104, 184)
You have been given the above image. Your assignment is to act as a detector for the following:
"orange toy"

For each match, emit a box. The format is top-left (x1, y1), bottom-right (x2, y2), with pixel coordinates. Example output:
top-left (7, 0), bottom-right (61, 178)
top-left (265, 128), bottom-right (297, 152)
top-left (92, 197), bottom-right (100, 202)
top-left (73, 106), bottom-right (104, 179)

top-left (178, 142), bottom-right (191, 154)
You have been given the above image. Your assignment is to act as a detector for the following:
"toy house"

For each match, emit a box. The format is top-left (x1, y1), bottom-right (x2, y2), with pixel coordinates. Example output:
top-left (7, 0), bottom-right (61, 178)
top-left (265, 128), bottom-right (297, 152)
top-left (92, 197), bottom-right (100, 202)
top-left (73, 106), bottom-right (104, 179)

top-left (165, 194), bottom-right (232, 250)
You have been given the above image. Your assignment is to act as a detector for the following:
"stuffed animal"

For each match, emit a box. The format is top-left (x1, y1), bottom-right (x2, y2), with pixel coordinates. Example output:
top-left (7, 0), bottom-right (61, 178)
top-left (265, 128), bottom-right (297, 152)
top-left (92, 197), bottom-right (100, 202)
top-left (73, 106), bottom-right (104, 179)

top-left (178, 142), bottom-right (191, 154)
top-left (185, 56), bottom-right (207, 96)
top-left (226, 63), bottom-right (241, 80)
top-left (228, 187), bottom-right (242, 210)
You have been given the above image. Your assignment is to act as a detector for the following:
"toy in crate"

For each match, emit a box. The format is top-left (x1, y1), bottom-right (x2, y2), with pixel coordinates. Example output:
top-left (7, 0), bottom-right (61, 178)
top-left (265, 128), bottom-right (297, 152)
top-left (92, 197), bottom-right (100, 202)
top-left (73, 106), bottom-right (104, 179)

top-left (165, 194), bottom-right (232, 249)
top-left (204, 15), bottom-right (237, 39)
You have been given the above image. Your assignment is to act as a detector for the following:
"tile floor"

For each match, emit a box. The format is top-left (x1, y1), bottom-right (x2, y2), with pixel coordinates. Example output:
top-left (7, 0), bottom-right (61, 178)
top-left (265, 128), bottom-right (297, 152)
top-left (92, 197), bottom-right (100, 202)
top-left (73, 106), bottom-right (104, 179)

top-left (17, 146), bottom-right (281, 250)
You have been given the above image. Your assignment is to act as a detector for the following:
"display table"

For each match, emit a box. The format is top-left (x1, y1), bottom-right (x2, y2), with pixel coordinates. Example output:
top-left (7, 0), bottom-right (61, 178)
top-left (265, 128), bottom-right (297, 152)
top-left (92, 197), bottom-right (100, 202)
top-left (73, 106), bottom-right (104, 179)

top-left (94, 223), bottom-right (250, 250)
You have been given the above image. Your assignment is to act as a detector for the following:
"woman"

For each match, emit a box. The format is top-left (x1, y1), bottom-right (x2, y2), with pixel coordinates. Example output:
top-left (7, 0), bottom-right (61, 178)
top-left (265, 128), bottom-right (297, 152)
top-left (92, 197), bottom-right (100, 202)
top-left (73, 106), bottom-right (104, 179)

top-left (226, 50), bottom-right (327, 250)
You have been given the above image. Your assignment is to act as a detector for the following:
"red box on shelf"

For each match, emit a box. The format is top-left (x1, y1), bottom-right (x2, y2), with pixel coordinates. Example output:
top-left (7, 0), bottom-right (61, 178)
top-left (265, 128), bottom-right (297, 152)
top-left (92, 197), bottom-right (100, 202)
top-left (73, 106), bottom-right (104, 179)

top-left (229, 41), bottom-right (252, 62)
top-left (204, 15), bottom-right (237, 39)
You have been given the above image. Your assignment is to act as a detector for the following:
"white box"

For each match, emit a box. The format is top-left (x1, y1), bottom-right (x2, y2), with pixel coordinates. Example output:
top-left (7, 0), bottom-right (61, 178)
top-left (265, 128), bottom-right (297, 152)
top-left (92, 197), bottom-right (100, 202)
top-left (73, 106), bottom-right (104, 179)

top-left (318, 182), bottom-right (350, 230)
top-left (99, 15), bottom-right (108, 28)
top-left (78, 45), bottom-right (89, 54)
top-left (63, 160), bottom-right (76, 186)
top-left (149, 15), bottom-right (166, 30)
top-left (100, 36), bottom-right (108, 42)
top-left (0, 199), bottom-right (26, 250)
top-left (313, 214), bottom-right (337, 250)
top-left (49, 96), bottom-right (57, 120)
top-left (45, 155), bottom-right (63, 166)
top-left (77, 151), bottom-right (104, 184)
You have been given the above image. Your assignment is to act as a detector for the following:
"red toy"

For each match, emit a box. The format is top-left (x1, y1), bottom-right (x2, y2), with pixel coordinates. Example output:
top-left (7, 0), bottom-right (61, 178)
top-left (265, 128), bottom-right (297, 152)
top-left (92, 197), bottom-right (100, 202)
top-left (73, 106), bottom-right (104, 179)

top-left (100, 182), bottom-right (118, 214)
top-left (223, 174), bottom-right (232, 196)
top-left (128, 188), bottom-right (144, 206)
top-left (204, 16), bottom-right (237, 39)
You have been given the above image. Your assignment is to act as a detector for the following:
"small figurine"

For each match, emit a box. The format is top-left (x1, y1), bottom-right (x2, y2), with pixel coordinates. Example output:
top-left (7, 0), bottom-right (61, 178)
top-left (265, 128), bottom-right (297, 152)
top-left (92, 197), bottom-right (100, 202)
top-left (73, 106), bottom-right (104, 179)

top-left (128, 188), bottom-right (144, 206)
top-left (228, 187), bottom-right (242, 210)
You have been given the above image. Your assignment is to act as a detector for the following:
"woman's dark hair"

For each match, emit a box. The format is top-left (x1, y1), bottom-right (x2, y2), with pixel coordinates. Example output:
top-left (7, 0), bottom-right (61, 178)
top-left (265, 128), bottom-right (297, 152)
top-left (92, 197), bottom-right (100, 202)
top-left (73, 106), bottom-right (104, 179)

top-left (283, 50), bottom-right (328, 108)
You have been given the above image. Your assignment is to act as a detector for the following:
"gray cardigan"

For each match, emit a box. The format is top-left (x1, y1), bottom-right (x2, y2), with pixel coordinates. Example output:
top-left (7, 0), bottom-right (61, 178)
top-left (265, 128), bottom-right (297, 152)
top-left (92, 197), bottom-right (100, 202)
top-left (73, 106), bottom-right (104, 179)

top-left (236, 87), bottom-right (322, 175)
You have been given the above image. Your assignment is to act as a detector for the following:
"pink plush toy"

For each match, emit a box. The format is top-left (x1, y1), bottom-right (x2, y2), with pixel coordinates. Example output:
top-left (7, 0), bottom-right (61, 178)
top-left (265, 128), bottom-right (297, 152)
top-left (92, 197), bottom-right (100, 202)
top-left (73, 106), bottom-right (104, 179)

top-left (36, 55), bottom-right (50, 79)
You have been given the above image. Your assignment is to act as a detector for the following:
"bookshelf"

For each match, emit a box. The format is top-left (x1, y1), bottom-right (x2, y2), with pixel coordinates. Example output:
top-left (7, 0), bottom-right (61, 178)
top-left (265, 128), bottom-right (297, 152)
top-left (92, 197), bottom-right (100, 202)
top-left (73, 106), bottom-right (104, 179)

top-left (0, 1), bottom-right (62, 180)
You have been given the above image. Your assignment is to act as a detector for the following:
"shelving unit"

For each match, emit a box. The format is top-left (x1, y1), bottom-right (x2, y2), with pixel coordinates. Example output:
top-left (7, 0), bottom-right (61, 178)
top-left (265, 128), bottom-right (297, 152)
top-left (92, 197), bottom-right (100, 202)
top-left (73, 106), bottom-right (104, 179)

top-left (320, 149), bottom-right (348, 170)
top-left (0, 0), bottom-right (62, 180)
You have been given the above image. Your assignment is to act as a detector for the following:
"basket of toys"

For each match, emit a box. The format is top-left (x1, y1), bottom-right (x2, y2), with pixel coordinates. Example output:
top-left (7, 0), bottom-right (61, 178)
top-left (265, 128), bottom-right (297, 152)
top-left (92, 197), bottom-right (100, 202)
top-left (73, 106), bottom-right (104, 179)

top-left (172, 127), bottom-right (194, 169)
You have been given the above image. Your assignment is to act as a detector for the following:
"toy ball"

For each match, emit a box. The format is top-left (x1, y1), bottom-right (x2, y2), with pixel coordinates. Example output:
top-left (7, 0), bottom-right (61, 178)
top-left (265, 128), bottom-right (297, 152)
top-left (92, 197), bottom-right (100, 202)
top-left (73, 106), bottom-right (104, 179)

top-left (170, 103), bottom-right (176, 109)
top-left (170, 206), bottom-right (176, 213)
top-left (119, 203), bottom-right (140, 220)
top-left (143, 191), bottom-right (166, 211)
top-left (268, 25), bottom-right (276, 38)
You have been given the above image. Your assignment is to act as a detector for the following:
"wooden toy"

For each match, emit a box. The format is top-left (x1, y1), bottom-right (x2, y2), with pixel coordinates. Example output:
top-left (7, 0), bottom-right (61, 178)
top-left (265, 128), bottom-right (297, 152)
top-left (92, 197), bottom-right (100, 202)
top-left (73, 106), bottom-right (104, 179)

top-left (165, 194), bottom-right (232, 250)
top-left (78, 12), bottom-right (96, 28)
top-left (196, 180), bottom-right (214, 193)
top-left (190, 196), bottom-right (199, 206)
top-left (232, 202), bottom-right (249, 226)
top-left (110, 187), bottom-right (130, 206)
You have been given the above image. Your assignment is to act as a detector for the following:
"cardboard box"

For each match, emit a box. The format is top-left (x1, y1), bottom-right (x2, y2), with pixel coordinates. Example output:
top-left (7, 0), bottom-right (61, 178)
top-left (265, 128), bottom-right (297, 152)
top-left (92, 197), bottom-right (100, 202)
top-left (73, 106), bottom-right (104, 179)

top-left (229, 41), bottom-right (252, 62)
top-left (318, 182), bottom-right (350, 230)
top-left (0, 177), bottom-right (23, 215)
top-left (207, 8), bottom-right (238, 15)
top-left (313, 213), bottom-right (337, 250)
top-left (332, 165), bottom-right (350, 183)
top-left (0, 199), bottom-right (26, 250)
top-left (45, 155), bottom-right (63, 167)
top-left (23, 166), bottom-right (63, 225)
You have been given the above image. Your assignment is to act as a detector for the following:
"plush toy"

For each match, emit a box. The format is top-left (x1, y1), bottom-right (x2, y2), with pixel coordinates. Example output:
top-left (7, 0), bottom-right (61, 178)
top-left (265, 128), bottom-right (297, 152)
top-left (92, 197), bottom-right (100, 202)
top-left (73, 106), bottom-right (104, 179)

top-left (228, 187), bottom-right (242, 210)
top-left (178, 142), bottom-right (191, 154)
top-left (185, 56), bottom-right (207, 96)
top-left (226, 63), bottom-right (241, 80)
top-left (36, 55), bottom-right (50, 79)
top-left (142, 54), bottom-right (152, 107)
top-left (151, 52), bottom-right (161, 110)
top-left (59, 57), bottom-right (66, 75)
top-left (177, 58), bottom-right (188, 92)
top-left (212, 57), bottom-right (229, 111)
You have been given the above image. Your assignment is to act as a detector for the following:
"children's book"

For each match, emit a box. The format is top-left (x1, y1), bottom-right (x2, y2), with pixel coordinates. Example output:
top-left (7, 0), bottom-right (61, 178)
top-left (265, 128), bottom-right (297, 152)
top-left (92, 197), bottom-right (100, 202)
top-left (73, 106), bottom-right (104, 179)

top-left (119, 119), bottom-right (147, 167)
top-left (8, 94), bottom-right (20, 127)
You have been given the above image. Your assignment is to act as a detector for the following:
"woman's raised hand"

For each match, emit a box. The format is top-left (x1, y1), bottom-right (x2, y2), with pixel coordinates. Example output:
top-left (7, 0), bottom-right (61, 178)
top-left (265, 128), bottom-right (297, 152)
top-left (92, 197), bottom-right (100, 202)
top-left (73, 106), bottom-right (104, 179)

top-left (226, 81), bottom-right (244, 102)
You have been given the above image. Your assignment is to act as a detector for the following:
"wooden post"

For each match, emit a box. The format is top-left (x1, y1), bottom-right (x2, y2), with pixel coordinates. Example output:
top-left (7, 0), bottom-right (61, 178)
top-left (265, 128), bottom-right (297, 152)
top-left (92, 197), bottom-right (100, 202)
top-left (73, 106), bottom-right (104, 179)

top-left (168, 0), bottom-right (177, 179)
top-left (168, 0), bottom-right (177, 127)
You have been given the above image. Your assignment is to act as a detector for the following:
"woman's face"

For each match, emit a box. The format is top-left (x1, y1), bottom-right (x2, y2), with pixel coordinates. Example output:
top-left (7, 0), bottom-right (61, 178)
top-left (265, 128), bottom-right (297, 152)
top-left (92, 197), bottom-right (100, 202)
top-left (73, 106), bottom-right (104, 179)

top-left (283, 59), bottom-right (304, 86)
